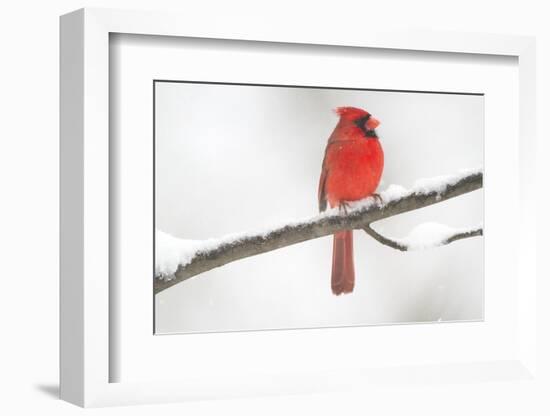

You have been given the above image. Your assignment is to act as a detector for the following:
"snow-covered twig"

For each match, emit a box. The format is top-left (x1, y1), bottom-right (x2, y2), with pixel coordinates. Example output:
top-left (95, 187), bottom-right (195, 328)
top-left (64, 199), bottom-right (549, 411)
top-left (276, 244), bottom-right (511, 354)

top-left (364, 223), bottom-right (483, 252)
top-left (154, 168), bottom-right (483, 294)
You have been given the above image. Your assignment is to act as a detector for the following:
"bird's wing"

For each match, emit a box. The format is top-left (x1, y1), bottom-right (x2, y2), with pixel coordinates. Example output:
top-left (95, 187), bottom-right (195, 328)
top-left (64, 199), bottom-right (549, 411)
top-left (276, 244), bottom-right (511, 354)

top-left (318, 149), bottom-right (329, 212)
top-left (318, 168), bottom-right (328, 212)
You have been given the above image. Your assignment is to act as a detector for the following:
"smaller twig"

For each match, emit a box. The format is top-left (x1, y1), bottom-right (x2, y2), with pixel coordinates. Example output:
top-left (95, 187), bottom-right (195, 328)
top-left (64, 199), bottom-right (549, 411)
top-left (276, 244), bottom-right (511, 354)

top-left (363, 224), bottom-right (483, 252)
top-left (444, 228), bottom-right (483, 244)
top-left (364, 224), bottom-right (408, 251)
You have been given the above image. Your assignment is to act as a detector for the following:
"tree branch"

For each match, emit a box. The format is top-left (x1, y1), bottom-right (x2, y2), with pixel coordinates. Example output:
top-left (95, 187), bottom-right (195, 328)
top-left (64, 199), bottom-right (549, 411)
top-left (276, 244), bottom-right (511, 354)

top-left (155, 169), bottom-right (483, 294)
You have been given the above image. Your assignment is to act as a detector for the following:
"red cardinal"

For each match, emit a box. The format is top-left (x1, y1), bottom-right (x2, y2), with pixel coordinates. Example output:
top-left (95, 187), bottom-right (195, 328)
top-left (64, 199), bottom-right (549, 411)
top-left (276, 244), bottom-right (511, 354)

top-left (318, 107), bottom-right (384, 295)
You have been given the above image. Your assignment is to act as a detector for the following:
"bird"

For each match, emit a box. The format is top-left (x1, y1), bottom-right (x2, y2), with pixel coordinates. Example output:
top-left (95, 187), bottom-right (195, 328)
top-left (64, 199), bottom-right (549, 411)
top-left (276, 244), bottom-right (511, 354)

top-left (318, 107), bottom-right (384, 295)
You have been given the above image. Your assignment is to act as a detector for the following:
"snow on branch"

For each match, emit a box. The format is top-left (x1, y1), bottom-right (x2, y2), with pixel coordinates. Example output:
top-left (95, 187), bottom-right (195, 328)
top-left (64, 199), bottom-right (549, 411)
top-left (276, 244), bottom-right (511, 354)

top-left (154, 168), bottom-right (483, 294)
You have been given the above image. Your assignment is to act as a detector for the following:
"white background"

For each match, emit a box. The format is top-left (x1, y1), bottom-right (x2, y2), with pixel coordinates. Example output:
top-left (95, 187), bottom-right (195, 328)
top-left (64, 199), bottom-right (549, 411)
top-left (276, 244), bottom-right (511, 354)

top-left (154, 81), bottom-right (485, 333)
top-left (1, 1), bottom-right (548, 415)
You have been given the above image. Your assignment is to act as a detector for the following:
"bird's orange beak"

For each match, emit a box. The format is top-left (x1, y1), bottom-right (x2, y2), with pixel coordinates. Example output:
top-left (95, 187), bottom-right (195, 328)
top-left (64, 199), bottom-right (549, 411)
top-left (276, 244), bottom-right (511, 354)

top-left (366, 117), bottom-right (380, 130)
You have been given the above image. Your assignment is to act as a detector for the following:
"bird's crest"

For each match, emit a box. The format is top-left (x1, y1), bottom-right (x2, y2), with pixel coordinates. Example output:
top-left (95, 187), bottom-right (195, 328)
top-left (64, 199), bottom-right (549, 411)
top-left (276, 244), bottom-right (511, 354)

top-left (334, 106), bottom-right (370, 121)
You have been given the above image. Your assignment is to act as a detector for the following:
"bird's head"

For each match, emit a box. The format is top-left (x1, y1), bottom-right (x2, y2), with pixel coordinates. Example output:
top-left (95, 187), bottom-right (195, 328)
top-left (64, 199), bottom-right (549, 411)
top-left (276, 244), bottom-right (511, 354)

top-left (335, 106), bottom-right (380, 137)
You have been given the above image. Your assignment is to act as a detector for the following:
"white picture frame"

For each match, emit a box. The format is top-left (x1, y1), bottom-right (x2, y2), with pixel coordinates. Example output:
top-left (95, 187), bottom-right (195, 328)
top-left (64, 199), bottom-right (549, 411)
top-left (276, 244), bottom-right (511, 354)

top-left (60, 7), bottom-right (537, 407)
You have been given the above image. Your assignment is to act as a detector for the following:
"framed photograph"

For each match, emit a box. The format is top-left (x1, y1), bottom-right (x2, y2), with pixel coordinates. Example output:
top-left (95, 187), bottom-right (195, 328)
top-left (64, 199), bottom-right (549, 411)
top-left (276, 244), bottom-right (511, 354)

top-left (152, 80), bottom-right (484, 335)
top-left (60, 8), bottom-right (538, 407)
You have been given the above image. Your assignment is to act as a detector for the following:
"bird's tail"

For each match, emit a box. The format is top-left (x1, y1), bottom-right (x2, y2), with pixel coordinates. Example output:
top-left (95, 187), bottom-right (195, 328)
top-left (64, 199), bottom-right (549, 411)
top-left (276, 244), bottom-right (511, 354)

top-left (331, 230), bottom-right (355, 295)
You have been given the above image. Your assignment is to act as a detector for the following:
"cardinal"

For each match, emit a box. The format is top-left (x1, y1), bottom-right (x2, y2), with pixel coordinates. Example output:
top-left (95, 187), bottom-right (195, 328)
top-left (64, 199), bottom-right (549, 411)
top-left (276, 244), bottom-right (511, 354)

top-left (318, 107), bottom-right (384, 295)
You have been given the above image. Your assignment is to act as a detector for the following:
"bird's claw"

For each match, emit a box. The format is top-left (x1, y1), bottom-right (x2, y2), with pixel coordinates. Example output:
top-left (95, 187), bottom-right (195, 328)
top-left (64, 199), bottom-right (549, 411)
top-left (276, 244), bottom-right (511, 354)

top-left (371, 193), bottom-right (383, 205)
top-left (339, 201), bottom-right (351, 215)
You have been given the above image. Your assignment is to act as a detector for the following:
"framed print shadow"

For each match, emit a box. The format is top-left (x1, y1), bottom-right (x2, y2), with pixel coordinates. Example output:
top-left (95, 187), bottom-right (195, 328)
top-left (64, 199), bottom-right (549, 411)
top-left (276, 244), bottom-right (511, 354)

top-left (153, 81), bottom-right (484, 335)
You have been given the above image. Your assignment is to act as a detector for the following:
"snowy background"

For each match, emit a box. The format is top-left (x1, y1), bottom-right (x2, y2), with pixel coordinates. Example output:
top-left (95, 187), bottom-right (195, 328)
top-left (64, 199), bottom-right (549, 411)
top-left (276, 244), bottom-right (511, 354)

top-left (154, 82), bottom-right (484, 334)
